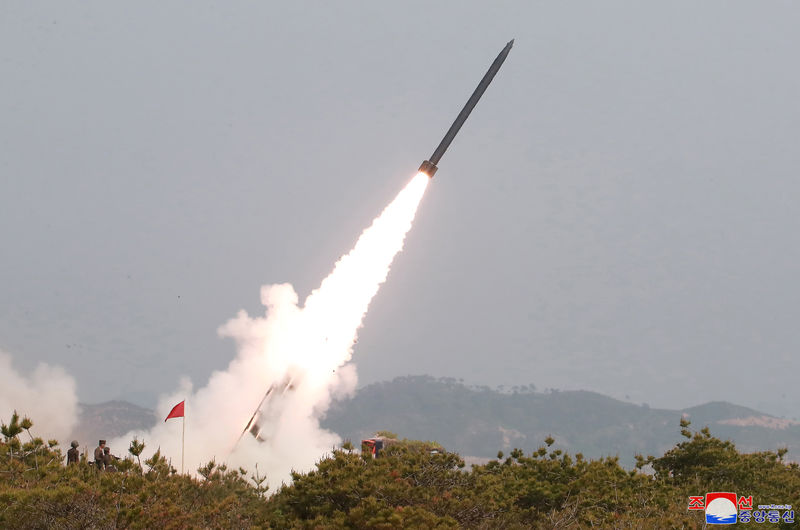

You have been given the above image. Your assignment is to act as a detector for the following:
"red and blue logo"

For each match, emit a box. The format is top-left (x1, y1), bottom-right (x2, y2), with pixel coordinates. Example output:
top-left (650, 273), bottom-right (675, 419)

top-left (704, 492), bottom-right (738, 524)
top-left (689, 493), bottom-right (794, 524)
top-left (689, 492), bottom-right (752, 525)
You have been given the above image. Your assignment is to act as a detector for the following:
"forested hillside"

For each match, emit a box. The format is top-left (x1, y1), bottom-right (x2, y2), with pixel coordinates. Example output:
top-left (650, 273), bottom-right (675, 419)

top-left (323, 376), bottom-right (800, 465)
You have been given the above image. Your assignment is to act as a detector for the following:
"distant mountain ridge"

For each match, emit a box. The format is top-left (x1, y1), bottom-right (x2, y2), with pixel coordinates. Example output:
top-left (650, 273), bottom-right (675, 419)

top-left (71, 400), bottom-right (154, 452)
top-left (72, 376), bottom-right (800, 466)
top-left (321, 376), bottom-right (800, 466)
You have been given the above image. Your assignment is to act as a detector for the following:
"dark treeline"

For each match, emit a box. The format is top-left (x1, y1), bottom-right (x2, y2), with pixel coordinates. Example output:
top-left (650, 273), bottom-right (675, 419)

top-left (1, 412), bottom-right (798, 528)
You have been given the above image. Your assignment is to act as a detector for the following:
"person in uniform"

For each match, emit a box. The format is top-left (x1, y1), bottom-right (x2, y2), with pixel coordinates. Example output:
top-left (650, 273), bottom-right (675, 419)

top-left (67, 440), bottom-right (80, 465)
top-left (103, 446), bottom-right (118, 471)
top-left (94, 440), bottom-right (106, 469)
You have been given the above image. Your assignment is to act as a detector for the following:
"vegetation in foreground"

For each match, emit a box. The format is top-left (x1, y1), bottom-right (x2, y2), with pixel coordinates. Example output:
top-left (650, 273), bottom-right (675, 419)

top-left (1, 414), bottom-right (798, 529)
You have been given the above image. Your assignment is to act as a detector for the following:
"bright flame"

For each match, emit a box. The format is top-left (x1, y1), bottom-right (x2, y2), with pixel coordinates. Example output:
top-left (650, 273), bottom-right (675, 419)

top-left (301, 172), bottom-right (429, 376)
top-left (114, 172), bottom-right (429, 485)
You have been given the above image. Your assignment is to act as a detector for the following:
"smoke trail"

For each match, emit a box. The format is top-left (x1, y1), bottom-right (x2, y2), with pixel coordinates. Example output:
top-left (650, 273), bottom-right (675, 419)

top-left (0, 350), bottom-right (80, 442)
top-left (115, 173), bottom-right (429, 485)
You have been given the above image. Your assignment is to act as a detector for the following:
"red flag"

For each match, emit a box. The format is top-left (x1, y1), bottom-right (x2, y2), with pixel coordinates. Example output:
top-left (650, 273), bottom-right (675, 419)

top-left (165, 400), bottom-right (185, 422)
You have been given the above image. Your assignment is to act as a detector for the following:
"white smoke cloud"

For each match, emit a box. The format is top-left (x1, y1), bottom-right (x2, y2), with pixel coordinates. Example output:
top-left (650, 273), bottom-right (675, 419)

top-left (0, 350), bottom-right (80, 443)
top-left (114, 173), bottom-right (429, 486)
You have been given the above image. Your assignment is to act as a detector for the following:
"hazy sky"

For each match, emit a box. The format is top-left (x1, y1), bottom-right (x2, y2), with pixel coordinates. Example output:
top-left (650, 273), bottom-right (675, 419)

top-left (2, 1), bottom-right (799, 417)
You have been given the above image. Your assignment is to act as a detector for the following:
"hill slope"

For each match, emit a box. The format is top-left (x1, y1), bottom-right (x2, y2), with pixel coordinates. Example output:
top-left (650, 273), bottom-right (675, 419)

top-left (321, 376), bottom-right (800, 465)
top-left (71, 400), bottom-right (155, 451)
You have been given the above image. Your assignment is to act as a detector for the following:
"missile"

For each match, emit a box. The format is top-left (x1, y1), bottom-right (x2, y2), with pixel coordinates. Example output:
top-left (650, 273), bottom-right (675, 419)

top-left (231, 375), bottom-right (296, 452)
top-left (418, 39), bottom-right (514, 178)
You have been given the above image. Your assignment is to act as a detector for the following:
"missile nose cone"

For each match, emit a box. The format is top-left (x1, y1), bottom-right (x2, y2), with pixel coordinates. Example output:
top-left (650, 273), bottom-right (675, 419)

top-left (508, 39), bottom-right (514, 47)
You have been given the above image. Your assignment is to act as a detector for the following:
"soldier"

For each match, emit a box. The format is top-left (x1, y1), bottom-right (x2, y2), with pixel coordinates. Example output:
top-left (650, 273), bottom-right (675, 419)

top-left (94, 440), bottom-right (106, 469)
top-left (103, 446), bottom-right (119, 471)
top-left (66, 440), bottom-right (80, 465)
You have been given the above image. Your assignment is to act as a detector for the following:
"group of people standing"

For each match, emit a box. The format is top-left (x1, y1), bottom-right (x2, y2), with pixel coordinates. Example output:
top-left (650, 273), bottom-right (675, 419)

top-left (65, 439), bottom-right (119, 470)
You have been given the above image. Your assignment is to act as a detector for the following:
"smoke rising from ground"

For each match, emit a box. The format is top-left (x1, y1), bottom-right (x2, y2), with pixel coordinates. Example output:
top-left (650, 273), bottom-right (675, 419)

top-left (0, 350), bottom-right (80, 442)
top-left (114, 173), bottom-right (429, 485)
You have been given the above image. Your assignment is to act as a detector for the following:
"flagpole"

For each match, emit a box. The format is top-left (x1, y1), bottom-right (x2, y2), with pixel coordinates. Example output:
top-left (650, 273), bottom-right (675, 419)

top-left (164, 399), bottom-right (186, 473)
top-left (181, 409), bottom-right (185, 474)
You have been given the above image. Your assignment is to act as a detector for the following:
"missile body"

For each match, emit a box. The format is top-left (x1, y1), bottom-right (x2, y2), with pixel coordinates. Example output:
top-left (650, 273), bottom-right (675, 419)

top-left (419, 39), bottom-right (514, 178)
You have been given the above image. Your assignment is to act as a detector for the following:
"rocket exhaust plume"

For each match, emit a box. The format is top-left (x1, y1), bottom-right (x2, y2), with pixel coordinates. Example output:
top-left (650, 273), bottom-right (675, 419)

top-left (115, 173), bottom-right (429, 485)
top-left (0, 350), bottom-right (79, 442)
top-left (115, 39), bottom-right (512, 486)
